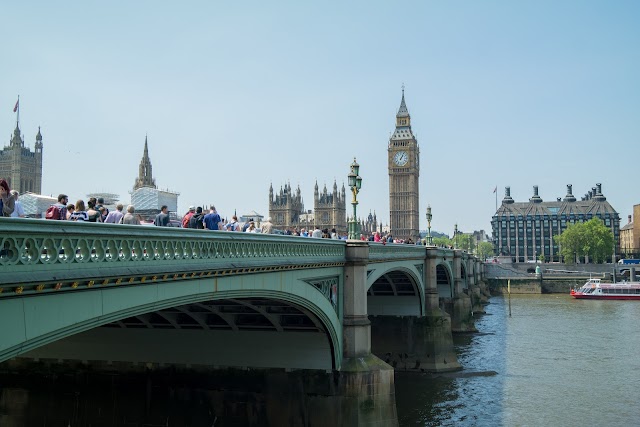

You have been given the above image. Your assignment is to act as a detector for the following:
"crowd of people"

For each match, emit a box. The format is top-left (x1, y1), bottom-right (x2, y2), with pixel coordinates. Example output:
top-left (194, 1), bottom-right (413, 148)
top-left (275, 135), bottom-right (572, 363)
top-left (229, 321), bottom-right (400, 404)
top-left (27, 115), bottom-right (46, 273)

top-left (0, 181), bottom-right (419, 244)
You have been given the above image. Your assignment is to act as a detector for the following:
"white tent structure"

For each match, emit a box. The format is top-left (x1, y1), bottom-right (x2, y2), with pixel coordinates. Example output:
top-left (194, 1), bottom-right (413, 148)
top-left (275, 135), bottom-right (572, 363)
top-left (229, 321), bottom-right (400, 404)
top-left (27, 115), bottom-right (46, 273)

top-left (130, 187), bottom-right (179, 213)
top-left (19, 193), bottom-right (57, 218)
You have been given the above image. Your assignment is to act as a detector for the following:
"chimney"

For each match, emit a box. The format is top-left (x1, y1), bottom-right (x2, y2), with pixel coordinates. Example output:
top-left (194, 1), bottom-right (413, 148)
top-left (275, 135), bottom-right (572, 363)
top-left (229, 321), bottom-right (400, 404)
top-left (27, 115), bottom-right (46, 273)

top-left (503, 186), bottom-right (514, 204)
top-left (530, 185), bottom-right (542, 203)
top-left (564, 184), bottom-right (576, 202)
top-left (629, 215), bottom-right (632, 224)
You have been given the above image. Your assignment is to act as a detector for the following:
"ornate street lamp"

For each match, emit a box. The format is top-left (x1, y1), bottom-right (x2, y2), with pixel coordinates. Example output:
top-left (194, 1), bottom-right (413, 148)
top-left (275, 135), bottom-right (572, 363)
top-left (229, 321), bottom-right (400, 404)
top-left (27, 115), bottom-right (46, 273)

top-left (426, 205), bottom-right (433, 245)
top-left (348, 158), bottom-right (362, 240)
top-left (454, 223), bottom-right (458, 249)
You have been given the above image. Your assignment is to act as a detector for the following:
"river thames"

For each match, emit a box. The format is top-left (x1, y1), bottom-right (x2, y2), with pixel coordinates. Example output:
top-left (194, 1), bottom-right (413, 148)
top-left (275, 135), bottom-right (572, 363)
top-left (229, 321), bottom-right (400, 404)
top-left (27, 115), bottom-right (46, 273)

top-left (395, 294), bottom-right (640, 426)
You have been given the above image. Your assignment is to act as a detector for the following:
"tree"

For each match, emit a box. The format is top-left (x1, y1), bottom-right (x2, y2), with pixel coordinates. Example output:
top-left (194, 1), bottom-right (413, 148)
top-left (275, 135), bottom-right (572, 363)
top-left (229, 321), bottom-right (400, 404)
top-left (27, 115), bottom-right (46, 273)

top-left (433, 236), bottom-right (452, 247)
top-left (477, 241), bottom-right (494, 260)
top-left (454, 233), bottom-right (476, 253)
top-left (582, 218), bottom-right (615, 263)
top-left (554, 218), bottom-right (614, 264)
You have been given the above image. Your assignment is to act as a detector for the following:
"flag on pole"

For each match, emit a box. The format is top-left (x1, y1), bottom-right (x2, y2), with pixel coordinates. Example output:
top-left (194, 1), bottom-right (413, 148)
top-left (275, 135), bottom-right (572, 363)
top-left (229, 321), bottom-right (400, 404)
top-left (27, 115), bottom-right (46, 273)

top-left (13, 99), bottom-right (19, 113)
top-left (493, 186), bottom-right (497, 193)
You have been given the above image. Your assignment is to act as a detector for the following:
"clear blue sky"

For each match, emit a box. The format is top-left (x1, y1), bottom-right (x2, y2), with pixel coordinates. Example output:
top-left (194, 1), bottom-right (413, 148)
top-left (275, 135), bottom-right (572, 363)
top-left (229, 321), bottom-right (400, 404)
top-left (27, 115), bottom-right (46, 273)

top-left (2, 1), bottom-right (639, 236)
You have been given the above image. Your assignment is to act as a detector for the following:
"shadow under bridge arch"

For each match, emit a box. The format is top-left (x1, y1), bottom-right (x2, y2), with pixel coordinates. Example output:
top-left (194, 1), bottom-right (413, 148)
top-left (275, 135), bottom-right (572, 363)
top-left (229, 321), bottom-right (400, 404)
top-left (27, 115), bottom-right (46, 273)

top-left (437, 262), bottom-right (454, 299)
top-left (16, 274), bottom-right (342, 371)
top-left (366, 265), bottom-right (424, 316)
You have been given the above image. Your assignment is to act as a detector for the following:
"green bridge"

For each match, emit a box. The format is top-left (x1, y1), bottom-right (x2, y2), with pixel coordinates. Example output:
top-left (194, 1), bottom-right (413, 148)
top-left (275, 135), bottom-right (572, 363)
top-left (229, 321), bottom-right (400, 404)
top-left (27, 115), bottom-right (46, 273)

top-left (0, 218), bottom-right (489, 426)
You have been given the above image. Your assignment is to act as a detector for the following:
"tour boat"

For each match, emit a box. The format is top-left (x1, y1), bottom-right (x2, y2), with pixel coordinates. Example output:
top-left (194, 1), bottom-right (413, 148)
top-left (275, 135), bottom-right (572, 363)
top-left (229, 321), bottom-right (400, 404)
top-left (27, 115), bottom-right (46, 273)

top-left (570, 278), bottom-right (640, 300)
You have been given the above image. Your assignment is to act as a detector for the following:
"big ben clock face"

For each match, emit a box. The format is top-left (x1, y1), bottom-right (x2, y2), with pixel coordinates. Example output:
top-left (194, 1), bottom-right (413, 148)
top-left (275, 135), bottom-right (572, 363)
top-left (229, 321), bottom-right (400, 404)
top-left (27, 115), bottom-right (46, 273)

top-left (393, 151), bottom-right (409, 166)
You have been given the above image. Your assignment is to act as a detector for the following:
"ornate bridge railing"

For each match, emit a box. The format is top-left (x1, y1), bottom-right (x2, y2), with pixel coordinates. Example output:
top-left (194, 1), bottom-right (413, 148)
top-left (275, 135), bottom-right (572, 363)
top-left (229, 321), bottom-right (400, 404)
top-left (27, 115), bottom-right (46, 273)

top-left (0, 218), bottom-right (346, 298)
top-left (368, 242), bottom-right (426, 262)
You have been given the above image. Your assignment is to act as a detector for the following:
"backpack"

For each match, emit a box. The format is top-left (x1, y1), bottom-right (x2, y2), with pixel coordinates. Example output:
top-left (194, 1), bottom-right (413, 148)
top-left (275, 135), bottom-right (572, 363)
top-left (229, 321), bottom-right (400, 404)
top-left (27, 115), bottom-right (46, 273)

top-left (45, 204), bottom-right (64, 220)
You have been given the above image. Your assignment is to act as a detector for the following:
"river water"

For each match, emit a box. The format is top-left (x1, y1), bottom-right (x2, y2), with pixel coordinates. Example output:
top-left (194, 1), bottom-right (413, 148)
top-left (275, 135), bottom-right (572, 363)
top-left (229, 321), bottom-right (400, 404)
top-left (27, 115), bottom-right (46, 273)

top-left (395, 295), bottom-right (640, 426)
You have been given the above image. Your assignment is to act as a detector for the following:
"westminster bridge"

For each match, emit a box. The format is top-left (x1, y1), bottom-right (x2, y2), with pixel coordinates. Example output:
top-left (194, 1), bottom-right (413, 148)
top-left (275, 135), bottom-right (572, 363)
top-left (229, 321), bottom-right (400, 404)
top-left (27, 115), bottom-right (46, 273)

top-left (0, 218), bottom-right (488, 426)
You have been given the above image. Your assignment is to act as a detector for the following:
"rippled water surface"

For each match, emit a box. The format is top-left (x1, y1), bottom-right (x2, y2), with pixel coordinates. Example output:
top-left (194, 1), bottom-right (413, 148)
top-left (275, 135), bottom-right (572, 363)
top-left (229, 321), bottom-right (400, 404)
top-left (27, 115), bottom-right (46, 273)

top-left (395, 295), bottom-right (640, 426)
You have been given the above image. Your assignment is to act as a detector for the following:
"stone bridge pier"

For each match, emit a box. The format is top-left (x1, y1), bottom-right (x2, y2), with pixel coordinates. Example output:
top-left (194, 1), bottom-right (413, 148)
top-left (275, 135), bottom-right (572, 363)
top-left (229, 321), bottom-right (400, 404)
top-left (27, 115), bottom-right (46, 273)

top-left (340, 241), bottom-right (398, 426)
top-left (369, 248), bottom-right (461, 373)
top-left (450, 250), bottom-right (477, 333)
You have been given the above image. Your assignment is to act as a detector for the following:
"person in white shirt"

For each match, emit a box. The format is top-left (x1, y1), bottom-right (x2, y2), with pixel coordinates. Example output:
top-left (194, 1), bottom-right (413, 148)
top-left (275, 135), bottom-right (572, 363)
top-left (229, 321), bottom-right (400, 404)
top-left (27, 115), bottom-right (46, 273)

top-left (10, 191), bottom-right (25, 218)
top-left (312, 225), bottom-right (322, 238)
top-left (104, 204), bottom-right (125, 224)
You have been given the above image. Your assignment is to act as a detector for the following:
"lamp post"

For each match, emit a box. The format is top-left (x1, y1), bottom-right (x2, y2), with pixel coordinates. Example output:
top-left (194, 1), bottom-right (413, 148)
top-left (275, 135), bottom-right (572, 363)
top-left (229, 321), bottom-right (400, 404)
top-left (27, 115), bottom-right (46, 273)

top-left (347, 158), bottom-right (362, 240)
top-left (426, 205), bottom-right (433, 245)
top-left (454, 223), bottom-right (458, 249)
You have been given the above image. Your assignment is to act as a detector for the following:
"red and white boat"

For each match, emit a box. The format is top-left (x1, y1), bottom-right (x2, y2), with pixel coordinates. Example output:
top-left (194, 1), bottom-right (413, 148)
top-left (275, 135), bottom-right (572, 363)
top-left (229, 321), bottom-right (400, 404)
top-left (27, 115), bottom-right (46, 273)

top-left (570, 278), bottom-right (640, 300)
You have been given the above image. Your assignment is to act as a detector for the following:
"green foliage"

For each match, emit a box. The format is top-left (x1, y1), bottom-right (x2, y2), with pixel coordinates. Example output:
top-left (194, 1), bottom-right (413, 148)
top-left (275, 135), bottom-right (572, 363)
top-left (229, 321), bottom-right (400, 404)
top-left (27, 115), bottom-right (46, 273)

top-left (432, 236), bottom-right (452, 247)
top-left (454, 233), bottom-right (476, 252)
top-left (477, 241), bottom-right (494, 259)
top-left (554, 218), bottom-right (614, 264)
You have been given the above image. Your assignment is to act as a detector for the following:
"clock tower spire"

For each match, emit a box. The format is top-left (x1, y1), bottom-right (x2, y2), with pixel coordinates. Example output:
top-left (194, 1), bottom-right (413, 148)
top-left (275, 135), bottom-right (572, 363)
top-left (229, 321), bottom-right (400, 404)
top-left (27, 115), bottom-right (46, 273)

top-left (388, 87), bottom-right (420, 242)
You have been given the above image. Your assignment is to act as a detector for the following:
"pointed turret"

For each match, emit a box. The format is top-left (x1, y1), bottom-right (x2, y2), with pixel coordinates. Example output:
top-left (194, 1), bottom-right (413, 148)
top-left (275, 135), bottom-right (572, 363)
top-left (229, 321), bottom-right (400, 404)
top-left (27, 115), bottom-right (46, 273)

top-left (397, 86), bottom-right (409, 118)
top-left (391, 86), bottom-right (414, 138)
top-left (35, 126), bottom-right (43, 153)
top-left (133, 135), bottom-right (156, 190)
top-left (10, 124), bottom-right (23, 148)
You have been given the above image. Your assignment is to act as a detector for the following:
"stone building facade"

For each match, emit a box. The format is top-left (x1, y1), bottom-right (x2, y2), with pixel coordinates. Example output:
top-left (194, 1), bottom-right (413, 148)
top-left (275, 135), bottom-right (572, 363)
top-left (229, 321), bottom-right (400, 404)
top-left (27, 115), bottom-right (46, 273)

top-left (269, 183), bottom-right (304, 230)
top-left (0, 123), bottom-right (42, 194)
top-left (268, 181), bottom-right (347, 235)
top-left (491, 184), bottom-right (620, 263)
top-left (388, 89), bottom-right (420, 242)
top-left (360, 211), bottom-right (379, 235)
top-left (620, 204), bottom-right (640, 258)
top-left (313, 181), bottom-right (346, 235)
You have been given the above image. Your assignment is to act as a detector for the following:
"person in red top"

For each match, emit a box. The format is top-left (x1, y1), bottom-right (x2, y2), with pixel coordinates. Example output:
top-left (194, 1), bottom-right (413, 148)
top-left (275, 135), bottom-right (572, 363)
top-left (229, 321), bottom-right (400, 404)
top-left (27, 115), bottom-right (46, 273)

top-left (182, 206), bottom-right (196, 228)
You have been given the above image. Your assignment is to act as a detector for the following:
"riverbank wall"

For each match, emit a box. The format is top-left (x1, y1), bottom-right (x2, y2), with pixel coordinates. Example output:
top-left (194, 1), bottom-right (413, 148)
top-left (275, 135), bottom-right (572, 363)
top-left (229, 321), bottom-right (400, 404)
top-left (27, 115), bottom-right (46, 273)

top-left (487, 276), bottom-right (596, 294)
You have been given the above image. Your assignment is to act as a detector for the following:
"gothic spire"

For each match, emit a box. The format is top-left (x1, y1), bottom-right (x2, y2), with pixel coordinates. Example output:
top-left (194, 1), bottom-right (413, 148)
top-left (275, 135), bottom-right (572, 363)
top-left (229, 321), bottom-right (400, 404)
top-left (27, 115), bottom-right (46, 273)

top-left (396, 85), bottom-right (409, 118)
top-left (133, 135), bottom-right (156, 190)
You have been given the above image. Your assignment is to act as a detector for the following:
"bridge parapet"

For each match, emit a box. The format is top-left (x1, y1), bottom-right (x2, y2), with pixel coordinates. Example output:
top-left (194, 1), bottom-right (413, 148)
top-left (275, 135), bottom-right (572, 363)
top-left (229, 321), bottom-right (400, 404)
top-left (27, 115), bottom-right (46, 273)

top-left (368, 242), bottom-right (425, 261)
top-left (0, 218), bottom-right (345, 297)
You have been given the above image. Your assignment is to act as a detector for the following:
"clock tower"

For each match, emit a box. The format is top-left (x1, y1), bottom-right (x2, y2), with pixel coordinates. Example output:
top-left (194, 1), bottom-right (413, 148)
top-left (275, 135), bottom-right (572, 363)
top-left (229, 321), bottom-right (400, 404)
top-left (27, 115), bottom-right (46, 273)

top-left (388, 88), bottom-right (420, 242)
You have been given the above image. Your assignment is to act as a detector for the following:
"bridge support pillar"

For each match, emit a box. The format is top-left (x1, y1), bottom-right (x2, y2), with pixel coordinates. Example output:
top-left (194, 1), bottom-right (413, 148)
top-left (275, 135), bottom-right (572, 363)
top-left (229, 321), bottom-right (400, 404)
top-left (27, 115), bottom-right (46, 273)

top-left (468, 260), bottom-right (486, 314)
top-left (343, 241), bottom-right (398, 426)
top-left (451, 251), bottom-right (477, 333)
top-left (369, 249), bottom-right (461, 372)
top-left (476, 260), bottom-right (491, 301)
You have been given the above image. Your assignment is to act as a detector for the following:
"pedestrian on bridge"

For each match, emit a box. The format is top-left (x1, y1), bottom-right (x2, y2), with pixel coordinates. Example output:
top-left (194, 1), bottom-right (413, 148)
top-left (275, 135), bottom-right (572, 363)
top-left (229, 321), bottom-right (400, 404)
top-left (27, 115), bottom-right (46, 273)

top-left (261, 217), bottom-right (274, 234)
top-left (0, 179), bottom-right (15, 217)
top-left (104, 204), bottom-right (125, 224)
top-left (203, 205), bottom-right (221, 230)
top-left (121, 205), bottom-right (141, 225)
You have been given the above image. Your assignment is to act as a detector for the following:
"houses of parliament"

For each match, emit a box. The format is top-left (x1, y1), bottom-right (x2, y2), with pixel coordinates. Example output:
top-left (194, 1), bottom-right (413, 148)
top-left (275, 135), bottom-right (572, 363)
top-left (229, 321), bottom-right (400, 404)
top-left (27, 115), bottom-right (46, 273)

top-left (0, 119), bottom-right (43, 194)
top-left (269, 89), bottom-right (421, 240)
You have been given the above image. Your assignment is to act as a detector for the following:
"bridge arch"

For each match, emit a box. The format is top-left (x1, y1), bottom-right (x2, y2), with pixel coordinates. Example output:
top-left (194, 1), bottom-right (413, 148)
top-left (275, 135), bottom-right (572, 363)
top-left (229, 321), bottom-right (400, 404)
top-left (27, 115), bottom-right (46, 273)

top-left (3, 272), bottom-right (343, 370)
top-left (436, 262), bottom-right (454, 299)
top-left (366, 265), bottom-right (424, 316)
